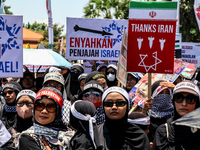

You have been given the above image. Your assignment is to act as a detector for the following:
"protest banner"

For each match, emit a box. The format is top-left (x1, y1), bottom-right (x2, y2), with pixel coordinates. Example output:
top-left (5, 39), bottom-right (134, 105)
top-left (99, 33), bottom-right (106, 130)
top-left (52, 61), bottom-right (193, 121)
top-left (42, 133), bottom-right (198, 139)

top-left (175, 33), bottom-right (182, 58)
top-left (0, 15), bottom-right (23, 77)
top-left (66, 17), bottom-right (128, 61)
top-left (182, 42), bottom-right (200, 66)
top-left (127, 1), bottom-right (177, 74)
top-left (25, 65), bottom-right (51, 73)
top-left (117, 29), bottom-right (128, 87)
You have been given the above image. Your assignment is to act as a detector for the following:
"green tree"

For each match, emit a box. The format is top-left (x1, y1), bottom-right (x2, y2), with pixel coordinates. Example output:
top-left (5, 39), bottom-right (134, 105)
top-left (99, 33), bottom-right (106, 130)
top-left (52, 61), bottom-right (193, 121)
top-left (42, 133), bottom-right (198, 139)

top-left (24, 22), bottom-right (66, 56)
top-left (1, 0), bottom-right (13, 14)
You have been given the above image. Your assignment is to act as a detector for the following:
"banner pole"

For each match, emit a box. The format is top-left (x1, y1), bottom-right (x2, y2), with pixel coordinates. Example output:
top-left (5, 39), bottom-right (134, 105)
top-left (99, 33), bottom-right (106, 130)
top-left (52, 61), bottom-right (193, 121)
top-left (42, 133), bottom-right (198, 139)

top-left (148, 73), bottom-right (152, 98)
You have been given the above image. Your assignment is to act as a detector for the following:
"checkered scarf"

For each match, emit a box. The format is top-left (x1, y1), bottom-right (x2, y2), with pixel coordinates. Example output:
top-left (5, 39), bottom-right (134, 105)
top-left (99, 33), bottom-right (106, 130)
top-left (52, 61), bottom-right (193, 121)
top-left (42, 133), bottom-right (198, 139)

top-left (95, 105), bottom-right (105, 125)
top-left (148, 94), bottom-right (174, 118)
top-left (5, 104), bottom-right (16, 112)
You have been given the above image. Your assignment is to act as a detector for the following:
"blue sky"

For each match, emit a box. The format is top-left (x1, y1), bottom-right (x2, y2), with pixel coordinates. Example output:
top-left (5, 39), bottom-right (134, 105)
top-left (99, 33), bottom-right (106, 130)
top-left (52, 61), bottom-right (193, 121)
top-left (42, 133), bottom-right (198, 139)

top-left (4, 0), bottom-right (89, 35)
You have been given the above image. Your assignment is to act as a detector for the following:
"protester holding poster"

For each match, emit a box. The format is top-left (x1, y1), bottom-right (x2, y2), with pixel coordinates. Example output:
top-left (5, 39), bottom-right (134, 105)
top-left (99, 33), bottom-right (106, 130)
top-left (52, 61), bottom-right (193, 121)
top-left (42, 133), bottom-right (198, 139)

top-left (148, 80), bottom-right (174, 143)
top-left (153, 80), bottom-right (200, 150)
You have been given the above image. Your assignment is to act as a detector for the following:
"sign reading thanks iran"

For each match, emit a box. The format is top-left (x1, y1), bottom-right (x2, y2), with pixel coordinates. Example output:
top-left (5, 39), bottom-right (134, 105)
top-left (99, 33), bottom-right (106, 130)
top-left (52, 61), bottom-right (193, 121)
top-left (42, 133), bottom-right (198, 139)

top-left (66, 17), bottom-right (128, 60)
top-left (127, 1), bottom-right (177, 73)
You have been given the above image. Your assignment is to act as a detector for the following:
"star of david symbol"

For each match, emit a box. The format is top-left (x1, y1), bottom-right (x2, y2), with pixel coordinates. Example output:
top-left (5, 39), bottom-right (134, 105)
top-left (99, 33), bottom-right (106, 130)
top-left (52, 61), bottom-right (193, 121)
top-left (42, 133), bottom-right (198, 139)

top-left (138, 51), bottom-right (162, 72)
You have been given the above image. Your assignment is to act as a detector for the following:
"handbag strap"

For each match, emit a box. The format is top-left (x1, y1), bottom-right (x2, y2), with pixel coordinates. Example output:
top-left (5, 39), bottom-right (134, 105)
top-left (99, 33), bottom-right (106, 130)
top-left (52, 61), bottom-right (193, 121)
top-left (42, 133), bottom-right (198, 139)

top-left (42, 137), bottom-right (52, 150)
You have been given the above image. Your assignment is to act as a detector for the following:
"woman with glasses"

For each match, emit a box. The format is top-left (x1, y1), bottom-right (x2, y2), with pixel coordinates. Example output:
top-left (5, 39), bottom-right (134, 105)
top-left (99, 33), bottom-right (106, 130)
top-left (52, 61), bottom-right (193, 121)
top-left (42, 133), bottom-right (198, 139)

top-left (98, 86), bottom-right (151, 150)
top-left (0, 82), bottom-right (22, 131)
top-left (18, 87), bottom-right (74, 150)
top-left (153, 80), bottom-right (200, 150)
top-left (79, 80), bottom-right (105, 125)
top-left (13, 90), bottom-right (36, 133)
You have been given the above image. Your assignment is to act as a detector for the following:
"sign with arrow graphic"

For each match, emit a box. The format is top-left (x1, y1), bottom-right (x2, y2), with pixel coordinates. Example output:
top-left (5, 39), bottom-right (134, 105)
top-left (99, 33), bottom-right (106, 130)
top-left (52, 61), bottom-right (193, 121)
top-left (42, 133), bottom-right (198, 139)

top-left (66, 17), bottom-right (128, 61)
top-left (127, 1), bottom-right (177, 73)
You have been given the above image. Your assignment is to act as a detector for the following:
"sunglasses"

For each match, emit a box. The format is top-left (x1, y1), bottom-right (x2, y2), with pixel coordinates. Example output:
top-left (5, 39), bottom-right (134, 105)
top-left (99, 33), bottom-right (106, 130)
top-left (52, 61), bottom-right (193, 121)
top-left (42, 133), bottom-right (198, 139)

top-left (104, 100), bottom-right (127, 107)
top-left (2, 90), bottom-right (14, 97)
top-left (83, 91), bottom-right (101, 98)
top-left (106, 72), bottom-right (115, 75)
top-left (23, 78), bottom-right (33, 82)
top-left (44, 83), bottom-right (62, 89)
top-left (34, 101), bottom-right (57, 113)
top-left (174, 93), bottom-right (198, 104)
top-left (17, 101), bottom-right (34, 108)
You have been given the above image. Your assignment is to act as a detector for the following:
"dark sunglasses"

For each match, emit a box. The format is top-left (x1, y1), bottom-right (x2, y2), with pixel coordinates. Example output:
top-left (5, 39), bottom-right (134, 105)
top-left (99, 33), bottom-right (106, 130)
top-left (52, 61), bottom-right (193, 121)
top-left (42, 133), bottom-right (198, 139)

top-left (17, 101), bottom-right (34, 108)
top-left (44, 83), bottom-right (62, 89)
top-left (106, 72), bottom-right (115, 75)
top-left (83, 91), bottom-right (101, 98)
top-left (104, 100), bottom-right (127, 107)
top-left (2, 90), bottom-right (14, 97)
top-left (71, 70), bottom-right (81, 74)
top-left (34, 101), bottom-right (57, 113)
top-left (23, 78), bottom-right (33, 82)
top-left (174, 93), bottom-right (198, 104)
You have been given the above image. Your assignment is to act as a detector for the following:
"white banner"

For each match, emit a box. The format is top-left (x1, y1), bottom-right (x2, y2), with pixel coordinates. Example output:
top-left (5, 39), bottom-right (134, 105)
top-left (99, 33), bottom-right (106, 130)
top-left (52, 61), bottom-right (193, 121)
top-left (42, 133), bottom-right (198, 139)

top-left (0, 15), bottom-right (23, 77)
top-left (182, 42), bottom-right (200, 66)
top-left (66, 17), bottom-right (128, 61)
top-left (194, 0), bottom-right (200, 32)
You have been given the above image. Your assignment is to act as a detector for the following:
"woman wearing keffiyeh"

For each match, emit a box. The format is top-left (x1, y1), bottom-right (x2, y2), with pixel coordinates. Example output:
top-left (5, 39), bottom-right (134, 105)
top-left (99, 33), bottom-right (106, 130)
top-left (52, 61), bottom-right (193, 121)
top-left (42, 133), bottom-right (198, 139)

top-left (0, 82), bottom-right (22, 132)
top-left (18, 87), bottom-right (74, 150)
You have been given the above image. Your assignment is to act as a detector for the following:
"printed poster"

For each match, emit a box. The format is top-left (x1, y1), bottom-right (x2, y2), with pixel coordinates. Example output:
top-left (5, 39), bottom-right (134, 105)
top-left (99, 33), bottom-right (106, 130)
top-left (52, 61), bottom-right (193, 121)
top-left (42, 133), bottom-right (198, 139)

top-left (0, 15), bottom-right (23, 77)
top-left (127, 1), bottom-right (177, 73)
top-left (66, 17), bottom-right (128, 61)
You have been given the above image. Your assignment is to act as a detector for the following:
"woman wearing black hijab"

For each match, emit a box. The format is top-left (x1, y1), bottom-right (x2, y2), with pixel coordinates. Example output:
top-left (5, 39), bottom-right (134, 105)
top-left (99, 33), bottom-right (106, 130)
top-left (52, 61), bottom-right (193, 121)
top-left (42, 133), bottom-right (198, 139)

top-left (69, 100), bottom-right (102, 150)
top-left (13, 89), bottom-right (36, 133)
top-left (153, 80), bottom-right (200, 150)
top-left (18, 87), bottom-right (74, 150)
top-left (0, 82), bottom-right (22, 132)
top-left (98, 86), bottom-right (150, 150)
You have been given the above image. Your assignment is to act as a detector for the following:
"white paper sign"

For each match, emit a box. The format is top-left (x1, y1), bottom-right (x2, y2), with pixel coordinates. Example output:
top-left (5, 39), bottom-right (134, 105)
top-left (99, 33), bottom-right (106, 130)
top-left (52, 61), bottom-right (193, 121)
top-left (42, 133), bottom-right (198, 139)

top-left (66, 17), bottom-right (128, 61)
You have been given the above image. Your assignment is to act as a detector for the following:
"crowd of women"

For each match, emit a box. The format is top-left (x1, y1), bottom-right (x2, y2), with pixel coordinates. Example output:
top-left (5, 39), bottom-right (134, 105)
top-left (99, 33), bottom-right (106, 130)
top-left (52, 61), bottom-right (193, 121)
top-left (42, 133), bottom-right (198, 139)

top-left (0, 62), bottom-right (200, 150)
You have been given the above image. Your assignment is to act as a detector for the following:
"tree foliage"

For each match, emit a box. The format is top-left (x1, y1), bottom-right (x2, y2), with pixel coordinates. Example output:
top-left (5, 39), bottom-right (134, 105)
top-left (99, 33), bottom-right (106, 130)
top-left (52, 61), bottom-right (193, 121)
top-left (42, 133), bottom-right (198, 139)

top-left (23, 22), bottom-right (66, 56)
top-left (2, 0), bottom-right (13, 14)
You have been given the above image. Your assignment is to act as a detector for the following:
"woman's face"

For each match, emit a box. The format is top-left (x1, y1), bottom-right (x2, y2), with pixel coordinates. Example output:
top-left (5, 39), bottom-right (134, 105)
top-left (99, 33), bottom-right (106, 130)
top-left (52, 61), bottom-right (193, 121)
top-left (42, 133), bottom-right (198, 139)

top-left (16, 95), bottom-right (34, 119)
top-left (104, 92), bottom-right (127, 120)
top-left (82, 88), bottom-right (102, 107)
top-left (126, 74), bottom-right (137, 90)
top-left (174, 92), bottom-right (196, 117)
top-left (22, 75), bottom-right (34, 89)
top-left (3, 88), bottom-right (16, 104)
top-left (35, 97), bottom-right (56, 125)
top-left (80, 79), bottom-right (85, 91)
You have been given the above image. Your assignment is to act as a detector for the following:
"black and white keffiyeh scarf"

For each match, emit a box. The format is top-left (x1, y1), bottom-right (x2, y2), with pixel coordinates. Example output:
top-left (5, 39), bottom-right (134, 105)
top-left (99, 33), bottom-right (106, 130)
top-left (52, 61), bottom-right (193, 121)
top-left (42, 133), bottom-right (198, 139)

top-left (148, 94), bottom-right (174, 118)
top-left (5, 104), bottom-right (16, 112)
top-left (95, 105), bottom-right (105, 125)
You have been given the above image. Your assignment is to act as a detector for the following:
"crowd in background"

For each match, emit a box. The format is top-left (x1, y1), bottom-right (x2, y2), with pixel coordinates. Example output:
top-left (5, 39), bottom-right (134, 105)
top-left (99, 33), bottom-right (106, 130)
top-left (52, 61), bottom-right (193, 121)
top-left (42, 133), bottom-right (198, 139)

top-left (0, 62), bottom-right (200, 150)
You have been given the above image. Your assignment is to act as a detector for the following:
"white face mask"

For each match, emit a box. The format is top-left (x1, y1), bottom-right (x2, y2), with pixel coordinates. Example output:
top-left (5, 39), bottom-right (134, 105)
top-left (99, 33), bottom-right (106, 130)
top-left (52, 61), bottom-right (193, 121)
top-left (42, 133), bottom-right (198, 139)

top-left (107, 74), bottom-right (115, 82)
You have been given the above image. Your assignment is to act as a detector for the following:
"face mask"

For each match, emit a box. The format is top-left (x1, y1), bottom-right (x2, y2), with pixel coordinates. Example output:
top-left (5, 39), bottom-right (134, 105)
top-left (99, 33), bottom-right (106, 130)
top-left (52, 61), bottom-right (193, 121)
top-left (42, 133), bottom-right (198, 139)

top-left (16, 105), bottom-right (33, 119)
top-left (83, 94), bottom-right (102, 108)
top-left (107, 74), bottom-right (115, 82)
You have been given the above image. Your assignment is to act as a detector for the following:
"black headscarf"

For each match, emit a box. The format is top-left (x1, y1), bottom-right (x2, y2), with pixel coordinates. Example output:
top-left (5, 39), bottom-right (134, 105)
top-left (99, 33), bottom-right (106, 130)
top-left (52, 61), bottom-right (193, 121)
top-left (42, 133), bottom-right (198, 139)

top-left (14, 90), bottom-right (36, 132)
top-left (153, 80), bottom-right (200, 150)
top-left (0, 82), bottom-right (22, 132)
top-left (100, 86), bottom-right (150, 150)
top-left (106, 64), bottom-right (118, 87)
top-left (69, 100), bottom-right (102, 150)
